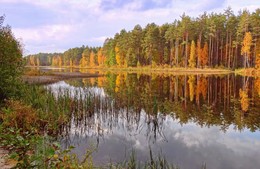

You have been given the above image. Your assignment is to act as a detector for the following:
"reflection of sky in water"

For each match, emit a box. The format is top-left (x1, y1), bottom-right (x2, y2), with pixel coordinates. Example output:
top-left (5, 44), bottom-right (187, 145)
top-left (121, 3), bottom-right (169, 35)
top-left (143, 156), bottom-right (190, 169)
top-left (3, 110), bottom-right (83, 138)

top-left (46, 81), bottom-right (106, 98)
top-left (49, 80), bottom-right (260, 169)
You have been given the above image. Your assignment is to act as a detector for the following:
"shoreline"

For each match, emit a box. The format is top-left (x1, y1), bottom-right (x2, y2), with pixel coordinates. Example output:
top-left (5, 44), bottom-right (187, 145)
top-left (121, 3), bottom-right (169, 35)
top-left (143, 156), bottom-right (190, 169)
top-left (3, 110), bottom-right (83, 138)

top-left (27, 66), bottom-right (233, 73)
top-left (23, 71), bottom-right (103, 85)
top-left (0, 148), bottom-right (15, 169)
top-left (23, 67), bottom-right (260, 85)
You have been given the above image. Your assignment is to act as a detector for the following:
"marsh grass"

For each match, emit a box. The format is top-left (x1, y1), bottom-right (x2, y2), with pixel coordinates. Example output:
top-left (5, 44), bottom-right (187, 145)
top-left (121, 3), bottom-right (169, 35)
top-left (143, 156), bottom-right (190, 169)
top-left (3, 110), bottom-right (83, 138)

top-left (107, 150), bottom-right (180, 169)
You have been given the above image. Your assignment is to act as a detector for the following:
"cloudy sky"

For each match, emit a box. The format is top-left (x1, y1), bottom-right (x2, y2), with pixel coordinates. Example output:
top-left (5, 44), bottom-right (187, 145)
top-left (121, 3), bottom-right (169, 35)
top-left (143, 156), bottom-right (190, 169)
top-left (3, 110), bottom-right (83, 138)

top-left (1, 0), bottom-right (260, 55)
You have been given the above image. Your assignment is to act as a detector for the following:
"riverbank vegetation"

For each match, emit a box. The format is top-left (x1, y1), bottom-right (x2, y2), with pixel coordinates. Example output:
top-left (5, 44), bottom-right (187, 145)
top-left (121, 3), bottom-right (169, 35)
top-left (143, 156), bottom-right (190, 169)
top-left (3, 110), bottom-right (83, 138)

top-left (25, 8), bottom-right (260, 74)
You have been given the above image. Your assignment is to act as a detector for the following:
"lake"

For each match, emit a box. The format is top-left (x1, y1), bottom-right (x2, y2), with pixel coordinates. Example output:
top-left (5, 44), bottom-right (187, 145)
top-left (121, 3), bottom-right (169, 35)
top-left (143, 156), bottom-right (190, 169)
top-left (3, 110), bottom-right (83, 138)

top-left (46, 70), bottom-right (260, 169)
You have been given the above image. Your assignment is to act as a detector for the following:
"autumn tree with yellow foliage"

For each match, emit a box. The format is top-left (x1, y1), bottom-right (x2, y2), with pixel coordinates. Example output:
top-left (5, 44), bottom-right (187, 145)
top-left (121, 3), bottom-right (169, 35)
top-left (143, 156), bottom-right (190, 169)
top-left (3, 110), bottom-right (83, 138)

top-left (201, 42), bottom-right (208, 67)
top-left (189, 40), bottom-right (196, 68)
top-left (239, 88), bottom-right (249, 112)
top-left (89, 51), bottom-right (96, 67)
top-left (188, 75), bottom-right (195, 101)
top-left (241, 32), bottom-right (252, 68)
top-left (97, 48), bottom-right (105, 66)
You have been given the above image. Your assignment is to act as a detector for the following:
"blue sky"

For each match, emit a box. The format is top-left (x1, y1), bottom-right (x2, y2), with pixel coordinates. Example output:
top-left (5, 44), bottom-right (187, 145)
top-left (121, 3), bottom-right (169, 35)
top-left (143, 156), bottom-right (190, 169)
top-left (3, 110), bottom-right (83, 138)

top-left (1, 0), bottom-right (260, 55)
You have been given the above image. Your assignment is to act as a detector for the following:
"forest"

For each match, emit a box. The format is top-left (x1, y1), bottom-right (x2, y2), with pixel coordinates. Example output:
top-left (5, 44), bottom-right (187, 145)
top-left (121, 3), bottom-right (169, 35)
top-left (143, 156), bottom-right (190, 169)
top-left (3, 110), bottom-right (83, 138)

top-left (25, 8), bottom-right (260, 70)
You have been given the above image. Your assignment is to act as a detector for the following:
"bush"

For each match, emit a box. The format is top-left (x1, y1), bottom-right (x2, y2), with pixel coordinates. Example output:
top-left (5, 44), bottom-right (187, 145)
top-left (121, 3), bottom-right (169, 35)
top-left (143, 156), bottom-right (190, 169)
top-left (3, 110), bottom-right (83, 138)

top-left (0, 16), bottom-right (24, 102)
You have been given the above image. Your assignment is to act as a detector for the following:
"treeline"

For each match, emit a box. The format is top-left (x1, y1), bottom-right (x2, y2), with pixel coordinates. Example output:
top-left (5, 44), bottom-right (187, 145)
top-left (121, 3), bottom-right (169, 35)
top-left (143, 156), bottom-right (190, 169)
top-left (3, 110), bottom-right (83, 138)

top-left (26, 8), bottom-right (260, 69)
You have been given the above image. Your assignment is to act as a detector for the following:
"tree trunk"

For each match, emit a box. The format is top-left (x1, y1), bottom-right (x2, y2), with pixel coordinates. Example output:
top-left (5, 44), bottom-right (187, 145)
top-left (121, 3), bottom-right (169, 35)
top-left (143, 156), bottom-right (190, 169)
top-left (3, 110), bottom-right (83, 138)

top-left (216, 32), bottom-right (219, 66)
top-left (185, 33), bottom-right (189, 68)
top-left (175, 76), bottom-right (178, 101)
top-left (170, 40), bottom-right (173, 67)
top-left (228, 33), bottom-right (232, 69)
top-left (221, 37), bottom-right (223, 66)
top-left (175, 38), bottom-right (179, 67)
top-left (225, 31), bottom-right (229, 67)
top-left (209, 37), bottom-right (212, 67)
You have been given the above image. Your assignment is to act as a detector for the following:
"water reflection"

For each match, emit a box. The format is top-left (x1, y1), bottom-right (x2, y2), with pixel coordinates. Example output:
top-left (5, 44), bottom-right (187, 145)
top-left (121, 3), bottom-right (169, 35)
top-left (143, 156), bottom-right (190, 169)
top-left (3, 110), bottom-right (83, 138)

top-left (47, 73), bottom-right (260, 169)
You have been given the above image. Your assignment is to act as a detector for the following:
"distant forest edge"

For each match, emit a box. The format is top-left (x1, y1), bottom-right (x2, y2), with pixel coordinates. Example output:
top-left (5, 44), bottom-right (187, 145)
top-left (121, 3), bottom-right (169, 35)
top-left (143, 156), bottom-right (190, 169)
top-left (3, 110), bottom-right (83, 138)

top-left (25, 8), bottom-right (260, 70)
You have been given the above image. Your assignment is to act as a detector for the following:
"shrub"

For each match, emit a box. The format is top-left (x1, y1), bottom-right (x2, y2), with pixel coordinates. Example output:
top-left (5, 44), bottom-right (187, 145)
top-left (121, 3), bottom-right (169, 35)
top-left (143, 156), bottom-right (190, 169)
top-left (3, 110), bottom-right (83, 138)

top-left (0, 16), bottom-right (24, 102)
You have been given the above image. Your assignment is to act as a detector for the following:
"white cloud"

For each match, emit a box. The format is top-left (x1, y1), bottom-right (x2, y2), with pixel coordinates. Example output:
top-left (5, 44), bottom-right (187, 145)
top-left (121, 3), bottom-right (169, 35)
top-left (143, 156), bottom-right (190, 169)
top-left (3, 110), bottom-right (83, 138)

top-left (14, 24), bottom-right (73, 42)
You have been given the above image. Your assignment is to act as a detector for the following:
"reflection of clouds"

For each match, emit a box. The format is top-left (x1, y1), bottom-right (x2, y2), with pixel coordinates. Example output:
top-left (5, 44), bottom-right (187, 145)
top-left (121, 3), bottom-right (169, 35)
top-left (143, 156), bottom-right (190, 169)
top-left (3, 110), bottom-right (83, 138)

top-left (46, 81), bottom-right (106, 98)
top-left (172, 126), bottom-right (220, 147)
top-left (165, 117), bottom-right (260, 156)
top-left (61, 109), bottom-right (260, 169)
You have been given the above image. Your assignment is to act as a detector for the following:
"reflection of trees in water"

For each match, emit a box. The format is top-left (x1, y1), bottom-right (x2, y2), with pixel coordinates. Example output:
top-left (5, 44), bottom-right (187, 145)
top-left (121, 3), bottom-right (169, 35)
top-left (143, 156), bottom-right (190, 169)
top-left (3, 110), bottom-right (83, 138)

top-left (58, 74), bottom-right (260, 145)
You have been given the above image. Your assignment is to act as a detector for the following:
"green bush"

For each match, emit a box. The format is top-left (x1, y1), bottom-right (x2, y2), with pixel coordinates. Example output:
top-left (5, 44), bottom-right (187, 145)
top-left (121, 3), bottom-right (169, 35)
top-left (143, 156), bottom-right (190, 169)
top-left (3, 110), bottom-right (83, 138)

top-left (0, 16), bottom-right (24, 102)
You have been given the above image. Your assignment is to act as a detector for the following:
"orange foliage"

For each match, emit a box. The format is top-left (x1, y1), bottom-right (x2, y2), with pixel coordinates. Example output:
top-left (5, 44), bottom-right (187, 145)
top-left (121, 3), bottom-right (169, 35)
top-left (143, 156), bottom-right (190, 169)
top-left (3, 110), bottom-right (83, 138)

top-left (0, 100), bottom-right (39, 131)
top-left (196, 40), bottom-right (202, 67)
top-left (188, 76), bottom-right (195, 101)
top-left (254, 78), bottom-right (260, 96)
top-left (89, 51), bottom-right (96, 67)
top-left (196, 76), bottom-right (208, 102)
top-left (97, 48), bottom-right (105, 66)
top-left (241, 32), bottom-right (252, 57)
top-left (115, 46), bottom-right (122, 66)
top-left (256, 54), bottom-right (260, 69)
top-left (201, 42), bottom-right (208, 67)
top-left (239, 88), bottom-right (249, 112)
top-left (189, 40), bottom-right (196, 68)
top-left (90, 78), bottom-right (96, 85)
top-left (115, 73), bottom-right (126, 92)
top-left (80, 55), bottom-right (88, 67)
top-left (97, 77), bottom-right (106, 87)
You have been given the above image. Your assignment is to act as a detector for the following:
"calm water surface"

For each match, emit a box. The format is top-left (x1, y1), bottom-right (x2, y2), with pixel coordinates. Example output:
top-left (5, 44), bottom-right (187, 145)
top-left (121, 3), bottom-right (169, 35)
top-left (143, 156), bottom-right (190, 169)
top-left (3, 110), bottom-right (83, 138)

top-left (47, 71), bottom-right (260, 169)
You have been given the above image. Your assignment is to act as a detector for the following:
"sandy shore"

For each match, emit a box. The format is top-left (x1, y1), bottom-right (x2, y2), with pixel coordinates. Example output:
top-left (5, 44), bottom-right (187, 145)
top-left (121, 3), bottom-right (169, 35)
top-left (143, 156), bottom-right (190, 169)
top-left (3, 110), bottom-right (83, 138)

top-left (0, 149), bottom-right (15, 169)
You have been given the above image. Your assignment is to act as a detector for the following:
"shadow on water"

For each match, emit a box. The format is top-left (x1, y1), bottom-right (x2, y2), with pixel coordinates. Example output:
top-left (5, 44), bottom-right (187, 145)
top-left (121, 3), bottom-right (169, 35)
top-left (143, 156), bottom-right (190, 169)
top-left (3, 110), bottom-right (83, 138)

top-left (46, 73), bottom-right (260, 169)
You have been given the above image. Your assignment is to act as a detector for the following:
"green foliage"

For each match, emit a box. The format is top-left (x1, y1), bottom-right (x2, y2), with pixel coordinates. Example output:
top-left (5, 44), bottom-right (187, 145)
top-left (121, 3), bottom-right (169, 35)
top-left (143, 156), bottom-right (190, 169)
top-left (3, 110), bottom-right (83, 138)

top-left (0, 126), bottom-right (94, 168)
top-left (0, 127), bottom-right (39, 168)
top-left (0, 16), bottom-right (23, 101)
